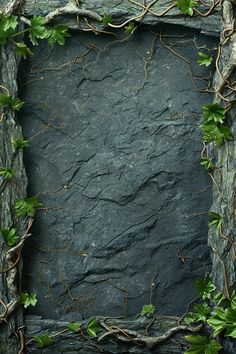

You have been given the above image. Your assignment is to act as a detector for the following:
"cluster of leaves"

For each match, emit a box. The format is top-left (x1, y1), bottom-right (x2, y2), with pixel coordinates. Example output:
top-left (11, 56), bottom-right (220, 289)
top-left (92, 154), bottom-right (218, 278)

top-left (1, 227), bottom-right (20, 246)
top-left (0, 167), bottom-right (15, 179)
top-left (33, 318), bottom-right (101, 349)
top-left (12, 137), bottom-right (29, 149)
top-left (20, 291), bottom-right (37, 308)
top-left (199, 103), bottom-right (233, 148)
top-left (14, 196), bottom-right (42, 217)
top-left (0, 14), bottom-right (70, 59)
top-left (0, 93), bottom-right (24, 111)
top-left (141, 304), bottom-right (155, 316)
top-left (184, 278), bottom-right (236, 354)
top-left (197, 52), bottom-right (213, 67)
top-left (176, 0), bottom-right (198, 16)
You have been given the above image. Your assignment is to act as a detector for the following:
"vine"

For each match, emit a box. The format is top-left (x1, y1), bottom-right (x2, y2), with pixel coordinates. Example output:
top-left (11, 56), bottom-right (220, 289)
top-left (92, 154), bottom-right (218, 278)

top-left (0, 0), bottom-right (235, 353)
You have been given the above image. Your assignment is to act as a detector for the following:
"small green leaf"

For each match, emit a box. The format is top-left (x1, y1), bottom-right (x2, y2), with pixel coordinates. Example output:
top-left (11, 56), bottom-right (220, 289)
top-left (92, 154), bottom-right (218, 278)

top-left (0, 15), bottom-right (16, 44)
top-left (124, 22), bottom-right (137, 35)
top-left (11, 97), bottom-right (24, 111)
top-left (0, 93), bottom-right (24, 111)
top-left (194, 278), bottom-right (216, 300)
top-left (12, 137), bottom-right (29, 149)
top-left (207, 307), bottom-right (226, 337)
top-left (29, 16), bottom-right (48, 45)
top-left (20, 292), bottom-right (37, 308)
top-left (185, 335), bottom-right (222, 354)
top-left (184, 303), bottom-right (211, 324)
top-left (203, 103), bottom-right (226, 124)
top-left (209, 211), bottom-right (222, 229)
top-left (141, 304), bottom-right (155, 316)
top-left (86, 318), bottom-right (102, 337)
top-left (33, 333), bottom-right (54, 349)
top-left (197, 52), bottom-right (213, 67)
top-left (176, 0), bottom-right (198, 16)
top-left (68, 322), bottom-right (81, 332)
top-left (16, 42), bottom-right (33, 59)
top-left (200, 123), bottom-right (233, 148)
top-left (102, 14), bottom-right (113, 26)
top-left (14, 197), bottom-right (42, 217)
top-left (46, 25), bottom-right (70, 46)
top-left (0, 167), bottom-right (15, 179)
top-left (200, 158), bottom-right (215, 170)
top-left (1, 227), bottom-right (20, 247)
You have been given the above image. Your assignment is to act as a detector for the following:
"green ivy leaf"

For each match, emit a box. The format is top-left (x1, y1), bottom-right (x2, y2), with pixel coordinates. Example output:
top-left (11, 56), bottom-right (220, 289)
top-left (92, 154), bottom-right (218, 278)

top-left (12, 137), bottom-right (29, 149)
top-left (86, 318), bottom-right (102, 337)
top-left (46, 25), bottom-right (70, 46)
top-left (0, 15), bottom-right (16, 44)
top-left (102, 14), bottom-right (113, 26)
top-left (1, 227), bottom-right (20, 247)
top-left (184, 303), bottom-right (211, 324)
top-left (124, 22), bottom-right (137, 35)
top-left (68, 322), bottom-right (81, 332)
top-left (184, 335), bottom-right (222, 354)
top-left (0, 167), bottom-right (15, 179)
top-left (16, 42), bottom-right (33, 59)
top-left (11, 97), bottom-right (24, 111)
top-left (141, 304), bottom-right (155, 316)
top-left (194, 278), bottom-right (216, 300)
top-left (200, 123), bottom-right (233, 148)
top-left (209, 211), bottom-right (222, 229)
top-left (29, 16), bottom-right (48, 45)
top-left (14, 197), bottom-right (42, 217)
top-left (213, 291), bottom-right (225, 306)
top-left (207, 307), bottom-right (226, 337)
top-left (176, 0), bottom-right (198, 16)
top-left (33, 333), bottom-right (54, 349)
top-left (20, 291), bottom-right (37, 308)
top-left (0, 93), bottom-right (24, 111)
top-left (197, 52), bottom-right (213, 67)
top-left (203, 103), bottom-right (226, 124)
top-left (200, 158), bottom-right (215, 170)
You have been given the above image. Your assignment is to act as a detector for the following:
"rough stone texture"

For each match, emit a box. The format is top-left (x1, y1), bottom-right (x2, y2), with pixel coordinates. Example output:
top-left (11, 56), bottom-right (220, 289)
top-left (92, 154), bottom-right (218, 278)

top-left (18, 26), bottom-right (216, 324)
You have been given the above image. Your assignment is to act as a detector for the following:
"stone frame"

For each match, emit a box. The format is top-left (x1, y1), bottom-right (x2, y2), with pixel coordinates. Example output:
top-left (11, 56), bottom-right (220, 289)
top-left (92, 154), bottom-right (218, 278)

top-left (0, 1), bottom-right (235, 353)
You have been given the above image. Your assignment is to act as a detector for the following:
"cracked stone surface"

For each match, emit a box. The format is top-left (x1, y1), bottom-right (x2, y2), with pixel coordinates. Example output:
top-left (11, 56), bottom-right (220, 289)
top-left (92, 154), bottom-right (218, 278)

top-left (18, 25), bottom-right (217, 321)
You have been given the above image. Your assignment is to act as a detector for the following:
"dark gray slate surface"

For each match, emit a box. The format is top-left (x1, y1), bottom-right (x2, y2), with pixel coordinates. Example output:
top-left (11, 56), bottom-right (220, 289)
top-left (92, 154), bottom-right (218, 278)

top-left (18, 25), bottom-right (216, 321)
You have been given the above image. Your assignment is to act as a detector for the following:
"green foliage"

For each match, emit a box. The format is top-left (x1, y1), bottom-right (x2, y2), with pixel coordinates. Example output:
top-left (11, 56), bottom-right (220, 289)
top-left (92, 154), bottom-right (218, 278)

top-left (0, 93), bottom-right (24, 111)
top-left (194, 278), bottom-right (216, 300)
top-left (102, 14), bottom-right (113, 26)
top-left (0, 15), bottom-right (18, 44)
top-left (16, 42), bottom-right (33, 59)
top-left (197, 52), bottom-right (213, 67)
top-left (46, 25), bottom-right (70, 46)
top-left (208, 307), bottom-right (236, 338)
top-left (200, 123), bottom-right (233, 148)
top-left (68, 322), bottom-right (81, 332)
top-left (184, 303), bottom-right (211, 324)
top-left (176, 0), bottom-right (198, 16)
top-left (86, 318), bottom-right (102, 337)
top-left (33, 333), bottom-right (54, 349)
top-left (184, 335), bottom-right (222, 354)
top-left (208, 212), bottom-right (222, 229)
top-left (14, 197), bottom-right (42, 217)
top-left (0, 167), bottom-right (15, 179)
top-left (203, 104), bottom-right (226, 124)
top-left (141, 304), bottom-right (155, 316)
top-left (12, 137), bottom-right (29, 149)
top-left (1, 227), bottom-right (20, 247)
top-left (29, 16), bottom-right (48, 45)
top-left (200, 158), bottom-right (215, 170)
top-left (124, 22), bottom-right (137, 34)
top-left (20, 291), bottom-right (37, 308)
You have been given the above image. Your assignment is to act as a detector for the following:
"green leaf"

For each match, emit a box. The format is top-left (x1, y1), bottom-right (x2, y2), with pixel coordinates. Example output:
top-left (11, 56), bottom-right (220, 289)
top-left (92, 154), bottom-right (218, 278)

top-left (0, 15), bottom-right (16, 44)
top-left (0, 167), bottom-right (15, 179)
top-left (2, 15), bottom-right (18, 31)
top-left (29, 16), bottom-right (48, 45)
top-left (16, 42), bottom-right (33, 59)
top-left (33, 333), bottom-right (54, 349)
top-left (11, 97), bottom-right (24, 111)
top-left (209, 211), bottom-right (222, 229)
top-left (207, 307), bottom-right (226, 337)
top-left (200, 123), bottom-right (233, 148)
top-left (194, 278), bottom-right (216, 300)
top-left (197, 52), bottom-right (213, 67)
top-left (86, 318), bottom-right (102, 337)
top-left (213, 291), bottom-right (225, 306)
top-left (141, 304), bottom-right (155, 316)
top-left (14, 197), bottom-right (42, 217)
top-left (184, 303), bottom-right (211, 324)
top-left (0, 93), bottom-right (24, 111)
top-left (124, 22), bottom-right (137, 35)
top-left (200, 158), bottom-right (215, 170)
top-left (176, 0), bottom-right (198, 16)
top-left (20, 292), bottom-right (37, 308)
top-left (12, 137), bottom-right (29, 149)
top-left (225, 308), bottom-right (236, 338)
top-left (185, 335), bottom-right (222, 354)
top-left (68, 322), bottom-right (81, 332)
top-left (46, 25), bottom-right (70, 46)
top-left (1, 227), bottom-right (20, 247)
top-left (102, 14), bottom-right (113, 26)
top-left (230, 291), bottom-right (236, 310)
top-left (203, 103), bottom-right (226, 124)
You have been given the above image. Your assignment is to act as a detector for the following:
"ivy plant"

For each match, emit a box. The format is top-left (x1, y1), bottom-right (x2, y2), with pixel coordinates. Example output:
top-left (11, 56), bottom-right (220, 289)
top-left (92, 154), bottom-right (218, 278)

top-left (185, 335), bottom-right (222, 354)
top-left (20, 292), bottom-right (37, 308)
top-left (197, 52), bottom-right (213, 67)
top-left (68, 322), bottom-right (81, 332)
top-left (33, 333), bottom-right (54, 349)
top-left (1, 227), bottom-right (20, 247)
top-left (0, 167), bottom-right (15, 179)
top-left (102, 14), bottom-right (113, 26)
top-left (208, 212), bottom-right (222, 229)
top-left (124, 22), bottom-right (137, 34)
top-left (141, 304), bottom-right (155, 316)
top-left (176, 0), bottom-right (198, 16)
top-left (14, 197), bottom-right (42, 217)
top-left (86, 318), bottom-right (102, 337)
top-left (12, 137), bottom-right (29, 149)
top-left (0, 93), bottom-right (24, 111)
